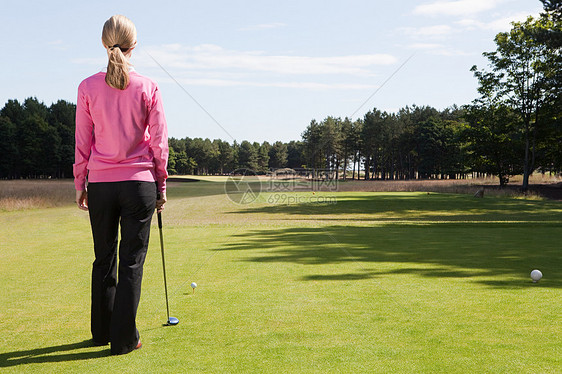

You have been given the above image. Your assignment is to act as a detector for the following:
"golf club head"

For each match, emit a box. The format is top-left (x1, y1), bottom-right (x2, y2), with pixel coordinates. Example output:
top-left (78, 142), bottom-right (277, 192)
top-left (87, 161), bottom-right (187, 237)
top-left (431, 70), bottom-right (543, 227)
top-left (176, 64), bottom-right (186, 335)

top-left (166, 317), bottom-right (179, 326)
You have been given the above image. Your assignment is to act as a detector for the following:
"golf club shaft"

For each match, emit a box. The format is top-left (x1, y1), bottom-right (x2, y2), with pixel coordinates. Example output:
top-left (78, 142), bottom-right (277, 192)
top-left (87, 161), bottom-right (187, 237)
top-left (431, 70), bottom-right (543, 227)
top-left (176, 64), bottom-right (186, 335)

top-left (158, 211), bottom-right (171, 321)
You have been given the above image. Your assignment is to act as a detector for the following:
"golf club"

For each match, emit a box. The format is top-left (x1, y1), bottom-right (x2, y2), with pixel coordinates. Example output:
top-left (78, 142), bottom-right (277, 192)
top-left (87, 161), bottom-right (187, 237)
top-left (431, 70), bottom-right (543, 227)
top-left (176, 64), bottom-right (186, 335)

top-left (157, 210), bottom-right (179, 326)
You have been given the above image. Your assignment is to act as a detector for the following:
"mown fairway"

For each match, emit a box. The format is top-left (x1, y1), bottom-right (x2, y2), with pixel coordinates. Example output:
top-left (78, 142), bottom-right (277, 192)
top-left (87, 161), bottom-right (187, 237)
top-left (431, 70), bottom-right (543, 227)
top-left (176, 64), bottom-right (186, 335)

top-left (0, 179), bottom-right (560, 373)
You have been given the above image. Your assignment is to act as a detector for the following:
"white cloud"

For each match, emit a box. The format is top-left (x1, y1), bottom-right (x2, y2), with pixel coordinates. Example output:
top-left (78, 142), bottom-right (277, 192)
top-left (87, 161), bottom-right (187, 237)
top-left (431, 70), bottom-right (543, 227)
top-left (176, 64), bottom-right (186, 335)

top-left (413, 0), bottom-right (506, 17)
top-left (73, 44), bottom-right (395, 91)
top-left (456, 12), bottom-right (537, 32)
top-left (168, 77), bottom-right (378, 90)
top-left (400, 24), bottom-right (453, 38)
top-left (137, 44), bottom-right (397, 76)
top-left (239, 22), bottom-right (287, 31)
top-left (408, 43), bottom-right (445, 50)
top-left (406, 43), bottom-right (470, 56)
top-left (71, 57), bottom-right (106, 66)
top-left (47, 39), bottom-right (69, 51)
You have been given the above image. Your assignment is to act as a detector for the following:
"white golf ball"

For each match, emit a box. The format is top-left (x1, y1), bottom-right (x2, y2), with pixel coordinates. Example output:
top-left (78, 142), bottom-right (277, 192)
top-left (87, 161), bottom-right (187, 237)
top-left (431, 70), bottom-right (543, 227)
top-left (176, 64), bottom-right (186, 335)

top-left (191, 282), bottom-right (197, 289)
top-left (530, 269), bottom-right (542, 282)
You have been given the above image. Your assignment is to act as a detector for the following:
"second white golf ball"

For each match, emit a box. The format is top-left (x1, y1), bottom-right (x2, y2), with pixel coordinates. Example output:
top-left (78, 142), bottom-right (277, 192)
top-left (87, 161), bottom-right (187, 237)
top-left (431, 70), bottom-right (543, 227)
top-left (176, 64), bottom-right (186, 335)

top-left (530, 269), bottom-right (542, 282)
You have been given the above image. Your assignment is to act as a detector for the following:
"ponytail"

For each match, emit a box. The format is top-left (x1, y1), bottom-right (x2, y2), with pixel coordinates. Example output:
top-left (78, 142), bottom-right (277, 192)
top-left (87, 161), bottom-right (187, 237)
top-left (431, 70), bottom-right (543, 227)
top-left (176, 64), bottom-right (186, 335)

top-left (101, 15), bottom-right (137, 90)
top-left (106, 45), bottom-right (130, 90)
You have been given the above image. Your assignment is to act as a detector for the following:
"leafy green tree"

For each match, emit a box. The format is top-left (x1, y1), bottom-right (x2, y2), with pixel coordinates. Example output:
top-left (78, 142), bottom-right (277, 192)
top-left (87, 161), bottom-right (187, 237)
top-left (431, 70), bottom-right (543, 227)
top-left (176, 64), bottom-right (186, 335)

top-left (187, 138), bottom-right (219, 175)
top-left (17, 115), bottom-right (49, 177)
top-left (238, 140), bottom-right (259, 171)
top-left (169, 137), bottom-right (187, 154)
top-left (301, 119), bottom-right (324, 169)
top-left (286, 140), bottom-right (305, 169)
top-left (361, 109), bottom-right (387, 179)
top-left (167, 146), bottom-right (178, 175)
top-left (464, 103), bottom-right (524, 185)
top-left (416, 117), bottom-right (444, 179)
top-left (0, 116), bottom-right (18, 177)
top-left (230, 140), bottom-right (240, 171)
top-left (441, 117), bottom-right (467, 179)
top-left (48, 100), bottom-right (76, 177)
top-left (0, 99), bottom-right (25, 126)
top-left (268, 141), bottom-right (288, 169)
top-left (349, 119), bottom-right (363, 180)
top-left (215, 139), bottom-right (235, 174)
top-left (395, 107), bottom-right (417, 179)
top-left (175, 150), bottom-right (197, 175)
top-left (339, 117), bottom-right (354, 180)
top-left (257, 141), bottom-right (271, 173)
top-left (471, 15), bottom-right (559, 190)
top-left (23, 97), bottom-right (49, 120)
top-left (319, 116), bottom-right (342, 177)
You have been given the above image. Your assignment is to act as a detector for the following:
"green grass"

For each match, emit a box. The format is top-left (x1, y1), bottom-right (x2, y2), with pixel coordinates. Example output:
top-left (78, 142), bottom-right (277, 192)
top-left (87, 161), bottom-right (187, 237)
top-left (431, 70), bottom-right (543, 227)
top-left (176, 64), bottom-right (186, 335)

top-left (0, 180), bottom-right (560, 373)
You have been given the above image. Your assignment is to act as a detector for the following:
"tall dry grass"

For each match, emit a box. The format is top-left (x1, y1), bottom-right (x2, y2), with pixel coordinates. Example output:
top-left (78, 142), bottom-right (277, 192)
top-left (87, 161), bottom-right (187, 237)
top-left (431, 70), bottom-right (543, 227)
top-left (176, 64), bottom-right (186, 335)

top-left (0, 180), bottom-right (76, 211)
top-left (336, 175), bottom-right (560, 199)
top-left (1, 174), bottom-right (559, 211)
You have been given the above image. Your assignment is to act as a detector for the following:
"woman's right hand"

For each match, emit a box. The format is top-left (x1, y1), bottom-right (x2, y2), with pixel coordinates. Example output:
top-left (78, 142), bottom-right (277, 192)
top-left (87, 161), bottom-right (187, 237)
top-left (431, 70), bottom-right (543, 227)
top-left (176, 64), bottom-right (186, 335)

top-left (156, 191), bottom-right (167, 213)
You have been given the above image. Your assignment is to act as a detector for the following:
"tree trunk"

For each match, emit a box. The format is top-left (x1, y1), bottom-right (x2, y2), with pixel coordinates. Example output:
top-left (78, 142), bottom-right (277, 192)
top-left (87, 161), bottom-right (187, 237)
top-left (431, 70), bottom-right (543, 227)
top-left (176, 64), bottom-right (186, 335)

top-left (342, 145), bottom-right (348, 181)
top-left (352, 151), bottom-right (357, 180)
top-left (364, 154), bottom-right (369, 180)
top-left (522, 115), bottom-right (531, 192)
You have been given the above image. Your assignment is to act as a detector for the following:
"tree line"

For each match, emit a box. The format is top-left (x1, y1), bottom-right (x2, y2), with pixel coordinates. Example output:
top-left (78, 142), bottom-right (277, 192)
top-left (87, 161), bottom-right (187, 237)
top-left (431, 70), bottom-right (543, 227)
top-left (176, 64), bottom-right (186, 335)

top-left (166, 137), bottom-right (305, 175)
top-left (0, 0), bottom-right (560, 189)
top-left (0, 98), bottom-right (75, 179)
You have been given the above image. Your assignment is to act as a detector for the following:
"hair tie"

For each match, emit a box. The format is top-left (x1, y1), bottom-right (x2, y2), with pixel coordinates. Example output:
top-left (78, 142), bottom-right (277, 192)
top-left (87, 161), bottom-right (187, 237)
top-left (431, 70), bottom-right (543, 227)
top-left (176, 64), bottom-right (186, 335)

top-left (111, 44), bottom-right (120, 50)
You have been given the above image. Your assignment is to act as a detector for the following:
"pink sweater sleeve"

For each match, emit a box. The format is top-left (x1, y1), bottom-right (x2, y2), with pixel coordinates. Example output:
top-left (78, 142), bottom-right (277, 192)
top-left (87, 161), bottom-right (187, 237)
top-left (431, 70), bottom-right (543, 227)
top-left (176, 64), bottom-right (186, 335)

top-left (147, 87), bottom-right (169, 194)
top-left (73, 82), bottom-right (93, 191)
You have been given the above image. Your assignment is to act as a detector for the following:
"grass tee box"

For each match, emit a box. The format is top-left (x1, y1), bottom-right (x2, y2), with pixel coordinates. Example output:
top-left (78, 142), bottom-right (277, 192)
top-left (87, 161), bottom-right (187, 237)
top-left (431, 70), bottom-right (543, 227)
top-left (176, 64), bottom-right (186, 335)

top-left (0, 179), bottom-right (560, 373)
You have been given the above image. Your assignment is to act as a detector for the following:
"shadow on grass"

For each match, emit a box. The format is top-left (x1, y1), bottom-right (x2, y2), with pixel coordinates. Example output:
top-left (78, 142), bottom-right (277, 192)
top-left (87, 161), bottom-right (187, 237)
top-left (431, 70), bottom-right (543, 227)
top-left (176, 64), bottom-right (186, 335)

top-left (167, 180), bottom-right (264, 200)
top-left (220, 223), bottom-right (562, 289)
top-left (219, 194), bottom-right (562, 288)
top-left (0, 340), bottom-right (109, 368)
top-left (237, 193), bottom-right (562, 222)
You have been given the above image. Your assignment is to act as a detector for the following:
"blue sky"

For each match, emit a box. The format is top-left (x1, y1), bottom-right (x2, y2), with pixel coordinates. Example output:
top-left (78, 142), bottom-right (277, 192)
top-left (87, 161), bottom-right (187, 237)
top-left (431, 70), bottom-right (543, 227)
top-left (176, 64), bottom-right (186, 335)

top-left (0, 0), bottom-right (544, 142)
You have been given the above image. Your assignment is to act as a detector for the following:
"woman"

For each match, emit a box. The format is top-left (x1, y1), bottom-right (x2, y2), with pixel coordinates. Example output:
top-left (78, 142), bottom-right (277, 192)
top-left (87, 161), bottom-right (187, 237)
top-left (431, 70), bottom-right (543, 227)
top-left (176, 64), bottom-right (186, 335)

top-left (73, 15), bottom-right (169, 355)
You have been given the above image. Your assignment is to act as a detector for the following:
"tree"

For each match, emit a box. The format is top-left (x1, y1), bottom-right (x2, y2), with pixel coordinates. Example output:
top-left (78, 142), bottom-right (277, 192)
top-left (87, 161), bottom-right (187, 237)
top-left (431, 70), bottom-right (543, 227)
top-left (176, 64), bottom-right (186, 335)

top-left (215, 139), bottom-right (235, 174)
top-left (257, 141), bottom-right (270, 173)
top-left (0, 116), bottom-right (18, 178)
top-left (302, 119), bottom-right (323, 169)
top-left (167, 146), bottom-right (178, 175)
top-left (269, 141), bottom-right (288, 169)
top-left (541, 0), bottom-right (562, 21)
top-left (319, 116), bottom-right (342, 177)
top-left (471, 15), bottom-right (560, 190)
top-left (187, 138), bottom-right (218, 175)
top-left (361, 109), bottom-right (387, 179)
top-left (349, 119), bottom-right (363, 180)
top-left (169, 137), bottom-right (186, 154)
top-left (416, 117), bottom-right (444, 179)
top-left (48, 100), bottom-right (76, 177)
top-left (464, 103), bottom-right (524, 185)
top-left (238, 141), bottom-right (259, 171)
top-left (0, 99), bottom-right (25, 126)
top-left (339, 117), bottom-right (356, 180)
top-left (286, 140), bottom-right (305, 169)
top-left (18, 115), bottom-right (50, 177)
top-left (174, 150), bottom-right (196, 175)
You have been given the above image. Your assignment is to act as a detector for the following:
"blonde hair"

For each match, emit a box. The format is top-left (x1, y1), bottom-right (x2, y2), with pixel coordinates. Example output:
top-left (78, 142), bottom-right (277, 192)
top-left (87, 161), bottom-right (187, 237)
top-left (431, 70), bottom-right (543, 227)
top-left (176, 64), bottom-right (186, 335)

top-left (101, 15), bottom-right (137, 90)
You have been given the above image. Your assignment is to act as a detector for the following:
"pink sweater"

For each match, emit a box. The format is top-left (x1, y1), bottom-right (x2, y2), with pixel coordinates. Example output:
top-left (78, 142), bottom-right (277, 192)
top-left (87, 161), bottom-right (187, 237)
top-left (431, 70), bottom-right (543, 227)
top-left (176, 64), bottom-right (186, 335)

top-left (73, 71), bottom-right (169, 193)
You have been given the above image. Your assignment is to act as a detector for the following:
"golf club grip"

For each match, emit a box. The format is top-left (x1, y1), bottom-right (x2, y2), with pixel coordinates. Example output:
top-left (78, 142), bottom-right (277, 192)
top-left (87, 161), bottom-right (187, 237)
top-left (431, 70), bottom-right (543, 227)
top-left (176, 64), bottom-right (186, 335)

top-left (157, 211), bottom-right (163, 229)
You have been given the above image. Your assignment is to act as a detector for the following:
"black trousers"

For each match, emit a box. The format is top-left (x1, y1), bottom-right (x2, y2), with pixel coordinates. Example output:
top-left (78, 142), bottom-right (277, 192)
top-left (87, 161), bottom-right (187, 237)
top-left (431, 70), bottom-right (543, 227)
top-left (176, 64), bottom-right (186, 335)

top-left (88, 181), bottom-right (156, 355)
